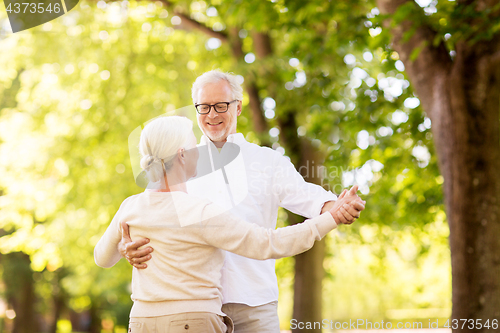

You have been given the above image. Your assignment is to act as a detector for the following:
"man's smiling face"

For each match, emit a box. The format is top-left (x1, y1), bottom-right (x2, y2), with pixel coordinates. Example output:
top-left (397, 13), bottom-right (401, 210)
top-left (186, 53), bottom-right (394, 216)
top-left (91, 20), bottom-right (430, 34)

top-left (195, 80), bottom-right (241, 147)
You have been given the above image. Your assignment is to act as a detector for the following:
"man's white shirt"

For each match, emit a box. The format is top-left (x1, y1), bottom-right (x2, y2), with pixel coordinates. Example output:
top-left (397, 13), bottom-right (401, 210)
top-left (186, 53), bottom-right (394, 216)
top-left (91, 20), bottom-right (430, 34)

top-left (186, 133), bottom-right (337, 306)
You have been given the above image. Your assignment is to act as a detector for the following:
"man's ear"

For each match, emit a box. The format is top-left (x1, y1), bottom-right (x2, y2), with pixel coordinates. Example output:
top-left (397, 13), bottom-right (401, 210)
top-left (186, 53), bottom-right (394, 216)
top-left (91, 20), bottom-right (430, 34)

top-left (237, 101), bottom-right (242, 116)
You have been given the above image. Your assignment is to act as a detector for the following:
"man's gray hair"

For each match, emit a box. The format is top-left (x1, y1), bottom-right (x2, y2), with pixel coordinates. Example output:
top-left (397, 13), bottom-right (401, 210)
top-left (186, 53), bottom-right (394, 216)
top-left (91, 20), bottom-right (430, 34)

top-left (191, 70), bottom-right (243, 103)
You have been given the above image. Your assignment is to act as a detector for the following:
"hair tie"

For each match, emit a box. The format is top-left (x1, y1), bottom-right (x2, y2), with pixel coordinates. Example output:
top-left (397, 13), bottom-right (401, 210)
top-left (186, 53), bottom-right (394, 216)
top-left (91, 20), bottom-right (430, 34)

top-left (147, 155), bottom-right (163, 166)
top-left (145, 142), bottom-right (163, 167)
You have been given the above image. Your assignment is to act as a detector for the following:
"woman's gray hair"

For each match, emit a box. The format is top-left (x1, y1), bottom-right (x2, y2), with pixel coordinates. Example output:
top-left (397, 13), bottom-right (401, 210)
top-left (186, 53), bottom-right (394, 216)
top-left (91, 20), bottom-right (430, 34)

top-left (139, 116), bottom-right (193, 183)
top-left (191, 70), bottom-right (243, 103)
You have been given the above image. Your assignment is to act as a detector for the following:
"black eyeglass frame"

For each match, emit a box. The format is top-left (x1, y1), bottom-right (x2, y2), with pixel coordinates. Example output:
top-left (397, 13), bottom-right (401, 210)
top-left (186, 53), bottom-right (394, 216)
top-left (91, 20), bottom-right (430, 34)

top-left (194, 100), bottom-right (239, 114)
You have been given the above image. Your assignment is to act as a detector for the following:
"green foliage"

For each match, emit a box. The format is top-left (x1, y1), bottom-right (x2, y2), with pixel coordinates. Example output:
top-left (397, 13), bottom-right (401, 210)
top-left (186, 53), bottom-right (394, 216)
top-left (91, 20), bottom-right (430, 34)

top-left (0, 1), bottom-right (218, 327)
top-left (7, 0), bottom-right (499, 328)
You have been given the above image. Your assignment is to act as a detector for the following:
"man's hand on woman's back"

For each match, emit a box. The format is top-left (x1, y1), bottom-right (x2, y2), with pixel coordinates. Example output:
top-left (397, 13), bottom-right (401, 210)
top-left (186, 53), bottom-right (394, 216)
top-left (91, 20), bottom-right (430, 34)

top-left (119, 221), bottom-right (153, 269)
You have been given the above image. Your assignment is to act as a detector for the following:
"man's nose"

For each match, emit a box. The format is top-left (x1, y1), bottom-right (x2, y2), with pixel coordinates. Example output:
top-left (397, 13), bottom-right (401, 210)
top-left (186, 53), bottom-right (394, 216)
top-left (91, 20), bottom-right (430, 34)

top-left (207, 107), bottom-right (218, 118)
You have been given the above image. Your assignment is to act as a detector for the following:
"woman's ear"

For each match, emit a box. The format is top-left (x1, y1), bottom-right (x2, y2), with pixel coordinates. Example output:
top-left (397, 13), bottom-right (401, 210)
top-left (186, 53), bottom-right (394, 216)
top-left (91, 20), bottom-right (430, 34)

top-left (178, 148), bottom-right (186, 164)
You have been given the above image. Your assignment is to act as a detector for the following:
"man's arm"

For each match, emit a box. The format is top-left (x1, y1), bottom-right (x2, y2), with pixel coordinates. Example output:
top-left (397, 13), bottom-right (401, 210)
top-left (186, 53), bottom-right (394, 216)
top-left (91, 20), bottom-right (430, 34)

top-left (274, 152), bottom-right (349, 218)
top-left (118, 221), bottom-right (154, 269)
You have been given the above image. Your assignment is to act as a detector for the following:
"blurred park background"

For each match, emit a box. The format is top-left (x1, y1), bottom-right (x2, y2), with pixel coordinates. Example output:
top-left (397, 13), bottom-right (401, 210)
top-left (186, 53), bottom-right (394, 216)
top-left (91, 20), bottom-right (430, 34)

top-left (1, 0), bottom-right (499, 332)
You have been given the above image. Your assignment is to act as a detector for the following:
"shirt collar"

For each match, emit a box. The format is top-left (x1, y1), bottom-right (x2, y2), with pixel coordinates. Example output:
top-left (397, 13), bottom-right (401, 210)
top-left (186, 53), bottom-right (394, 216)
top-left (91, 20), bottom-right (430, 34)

top-left (200, 133), bottom-right (247, 146)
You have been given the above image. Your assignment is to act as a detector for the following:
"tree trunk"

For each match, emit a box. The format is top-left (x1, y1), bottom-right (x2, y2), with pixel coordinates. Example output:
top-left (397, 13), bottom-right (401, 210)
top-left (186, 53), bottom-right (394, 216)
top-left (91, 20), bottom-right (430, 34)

top-left (290, 211), bottom-right (325, 333)
top-left (279, 111), bottom-right (327, 333)
top-left (441, 43), bottom-right (500, 326)
top-left (48, 294), bottom-right (65, 333)
top-left (89, 301), bottom-right (101, 333)
top-left (377, 0), bottom-right (500, 329)
top-left (3, 252), bottom-right (39, 333)
top-left (69, 309), bottom-right (91, 332)
top-left (49, 270), bottom-right (67, 333)
top-left (250, 31), bottom-right (327, 329)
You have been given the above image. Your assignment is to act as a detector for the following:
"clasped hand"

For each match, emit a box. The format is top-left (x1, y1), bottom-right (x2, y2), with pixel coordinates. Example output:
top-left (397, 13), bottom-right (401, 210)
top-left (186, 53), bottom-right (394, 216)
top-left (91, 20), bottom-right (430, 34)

top-left (328, 185), bottom-right (366, 225)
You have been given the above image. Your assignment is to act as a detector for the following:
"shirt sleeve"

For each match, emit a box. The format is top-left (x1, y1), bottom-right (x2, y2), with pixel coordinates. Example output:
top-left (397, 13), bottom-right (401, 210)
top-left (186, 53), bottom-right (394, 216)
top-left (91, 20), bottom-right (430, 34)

top-left (199, 203), bottom-right (337, 260)
top-left (94, 203), bottom-right (125, 268)
top-left (272, 152), bottom-right (337, 218)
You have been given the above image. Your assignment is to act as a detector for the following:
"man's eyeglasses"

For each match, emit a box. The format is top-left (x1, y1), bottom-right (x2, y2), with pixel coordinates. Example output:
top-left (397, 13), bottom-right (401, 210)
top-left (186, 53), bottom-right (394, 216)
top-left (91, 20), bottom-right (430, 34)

top-left (195, 100), bottom-right (238, 114)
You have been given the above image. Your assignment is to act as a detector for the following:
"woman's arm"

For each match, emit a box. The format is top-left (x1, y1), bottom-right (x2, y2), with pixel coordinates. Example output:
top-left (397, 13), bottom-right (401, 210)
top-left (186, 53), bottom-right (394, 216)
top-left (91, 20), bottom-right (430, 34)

top-left (94, 207), bottom-right (124, 268)
top-left (200, 194), bottom-right (364, 260)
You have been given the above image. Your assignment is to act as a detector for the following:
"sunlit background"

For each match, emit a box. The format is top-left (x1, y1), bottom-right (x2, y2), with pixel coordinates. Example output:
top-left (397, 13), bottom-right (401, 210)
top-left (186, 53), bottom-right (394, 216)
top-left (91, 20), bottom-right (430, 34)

top-left (0, 0), bottom-right (453, 332)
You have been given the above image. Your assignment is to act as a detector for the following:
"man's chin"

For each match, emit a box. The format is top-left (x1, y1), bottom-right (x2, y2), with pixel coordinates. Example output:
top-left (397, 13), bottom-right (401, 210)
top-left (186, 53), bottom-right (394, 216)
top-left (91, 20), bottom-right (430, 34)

top-left (205, 131), bottom-right (225, 142)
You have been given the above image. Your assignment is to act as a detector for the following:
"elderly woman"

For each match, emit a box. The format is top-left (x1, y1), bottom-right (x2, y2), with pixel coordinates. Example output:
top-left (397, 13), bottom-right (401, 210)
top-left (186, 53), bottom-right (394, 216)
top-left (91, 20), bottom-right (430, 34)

top-left (94, 116), bottom-right (364, 333)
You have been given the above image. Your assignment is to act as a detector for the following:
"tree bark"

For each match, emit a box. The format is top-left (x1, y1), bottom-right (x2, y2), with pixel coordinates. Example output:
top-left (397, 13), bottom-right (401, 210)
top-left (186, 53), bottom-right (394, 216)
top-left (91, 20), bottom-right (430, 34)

top-left (3, 252), bottom-right (39, 333)
top-left (253, 28), bottom-right (328, 329)
top-left (377, 0), bottom-right (500, 329)
top-left (279, 110), bottom-right (327, 333)
top-left (69, 309), bottom-right (91, 332)
top-left (252, 32), bottom-right (273, 59)
top-left (48, 294), bottom-right (65, 333)
top-left (48, 270), bottom-right (67, 333)
top-left (89, 301), bottom-right (101, 333)
top-left (443, 42), bottom-right (500, 326)
top-left (292, 223), bottom-right (325, 333)
top-left (228, 28), bottom-right (269, 136)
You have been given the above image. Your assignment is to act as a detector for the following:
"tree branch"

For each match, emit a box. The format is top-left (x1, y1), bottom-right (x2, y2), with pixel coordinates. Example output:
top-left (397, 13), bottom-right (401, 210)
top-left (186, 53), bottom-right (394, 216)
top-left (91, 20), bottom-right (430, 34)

top-left (174, 12), bottom-right (228, 41)
top-left (376, 0), bottom-right (452, 110)
top-left (160, 0), bottom-right (228, 41)
top-left (135, 0), bottom-right (229, 42)
top-left (227, 29), bottom-right (269, 136)
top-left (228, 27), bottom-right (244, 58)
top-left (251, 32), bottom-right (272, 59)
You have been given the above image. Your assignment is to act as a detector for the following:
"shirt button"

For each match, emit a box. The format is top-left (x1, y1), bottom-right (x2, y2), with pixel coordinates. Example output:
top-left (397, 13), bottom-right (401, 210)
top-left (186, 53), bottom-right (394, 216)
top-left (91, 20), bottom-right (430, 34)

top-left (185, 324), bottom-right (189, 329)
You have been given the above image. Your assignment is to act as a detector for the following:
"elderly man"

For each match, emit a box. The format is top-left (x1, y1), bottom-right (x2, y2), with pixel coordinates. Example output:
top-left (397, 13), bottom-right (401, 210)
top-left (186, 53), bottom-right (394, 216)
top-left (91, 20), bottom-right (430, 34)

top-left (119, 70), bottom-right (364, 332)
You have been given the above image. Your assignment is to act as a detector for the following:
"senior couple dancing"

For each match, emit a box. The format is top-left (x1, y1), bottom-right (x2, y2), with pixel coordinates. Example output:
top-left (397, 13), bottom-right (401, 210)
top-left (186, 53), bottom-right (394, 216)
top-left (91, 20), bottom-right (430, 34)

top-left (94, 70), bottom-right (366, 333)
